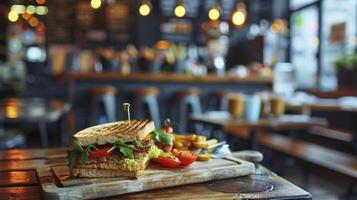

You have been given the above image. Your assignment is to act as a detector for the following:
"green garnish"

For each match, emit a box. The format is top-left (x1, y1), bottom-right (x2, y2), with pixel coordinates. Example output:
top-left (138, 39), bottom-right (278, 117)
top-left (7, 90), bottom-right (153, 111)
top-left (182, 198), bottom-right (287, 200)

top-left (114, 139), bottom-right (135, 159)
top-left (121, 158), bottom-right (139, 171)
top-left (150, 128), bottom-right (173, 146)
top-left (67, 142), bottom-right (97, 168)
top-left (149, 145), bottom-right (161, 159)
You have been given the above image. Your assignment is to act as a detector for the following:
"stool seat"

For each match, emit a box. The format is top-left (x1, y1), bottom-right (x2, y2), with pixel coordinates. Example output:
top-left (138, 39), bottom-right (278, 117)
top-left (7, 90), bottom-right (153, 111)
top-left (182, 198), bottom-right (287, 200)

top-left (88, 86), bottom-right (118, 96)
top-left (171, 87), bottom-right (202, 133)
top-left (133, 87), bottom-right (160, 97)
top-left (87, 86), bottom-right (117, 125)
top-left (209, 89), bottom-right (230, 111)
top-left (173, 88), bottom-right (201, 97)
top-left (210, 90), bottom-right (230, 98)
top-left (132, 87), bottom-right (161, 127)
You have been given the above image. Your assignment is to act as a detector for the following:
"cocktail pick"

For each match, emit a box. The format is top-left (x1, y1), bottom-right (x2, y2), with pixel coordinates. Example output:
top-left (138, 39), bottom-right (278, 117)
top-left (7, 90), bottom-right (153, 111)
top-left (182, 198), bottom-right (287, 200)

top-left (123, 103), bottom-right (131, 125)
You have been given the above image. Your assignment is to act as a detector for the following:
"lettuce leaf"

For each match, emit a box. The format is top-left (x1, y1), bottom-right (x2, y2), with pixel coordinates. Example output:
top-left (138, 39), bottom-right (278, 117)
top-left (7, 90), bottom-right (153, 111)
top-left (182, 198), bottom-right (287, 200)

top-left (114, 139), bottom-right (134, 159)
top-left (150, 129), bottom-right (173, 146)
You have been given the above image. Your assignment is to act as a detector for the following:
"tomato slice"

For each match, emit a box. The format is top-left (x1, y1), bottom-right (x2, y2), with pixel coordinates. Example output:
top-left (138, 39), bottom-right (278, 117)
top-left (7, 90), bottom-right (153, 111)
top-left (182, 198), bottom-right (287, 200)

top-left (154, 155), bottom-right (181, 168)
top-left (163, 125), bottom-right (173, 134)
top-left (89, 147), bottom-right (111, 158)
top-left (173, 149), bottom-right (198, 166)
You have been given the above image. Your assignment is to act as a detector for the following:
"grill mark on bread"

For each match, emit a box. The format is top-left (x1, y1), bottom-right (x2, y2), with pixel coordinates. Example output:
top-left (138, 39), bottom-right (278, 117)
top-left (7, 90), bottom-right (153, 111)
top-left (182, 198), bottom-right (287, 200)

top-left (74, 120), bottom-right (154, 146)
top-left (129, 120), bottom-right (148, 132)
top-left (76, 120), bottom-right (150, 137)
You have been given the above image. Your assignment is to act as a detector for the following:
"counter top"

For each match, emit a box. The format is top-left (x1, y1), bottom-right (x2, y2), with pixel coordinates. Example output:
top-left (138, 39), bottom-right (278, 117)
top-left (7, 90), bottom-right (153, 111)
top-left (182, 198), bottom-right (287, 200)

top-left (55, 72), bottom-right (273, 85)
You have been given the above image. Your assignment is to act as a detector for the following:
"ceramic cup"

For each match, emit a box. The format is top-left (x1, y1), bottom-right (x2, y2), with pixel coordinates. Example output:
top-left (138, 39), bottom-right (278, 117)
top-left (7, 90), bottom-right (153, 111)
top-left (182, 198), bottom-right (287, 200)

top-left (269, 96), bottom-right (285, 117)
top-left (228, 94), bottom-right (245, 119)
top-left (244, 95), bottom-right (261, 122)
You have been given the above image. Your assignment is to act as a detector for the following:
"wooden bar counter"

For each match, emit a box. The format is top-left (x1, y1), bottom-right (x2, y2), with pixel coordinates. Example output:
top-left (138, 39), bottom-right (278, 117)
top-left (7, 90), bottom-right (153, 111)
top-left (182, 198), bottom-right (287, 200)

top-left (55, 72), bottom-right (273, 134)
top-left (0, 148), bottom-right (311, 200)
top-left (55, 72), bottom-right (273, 85)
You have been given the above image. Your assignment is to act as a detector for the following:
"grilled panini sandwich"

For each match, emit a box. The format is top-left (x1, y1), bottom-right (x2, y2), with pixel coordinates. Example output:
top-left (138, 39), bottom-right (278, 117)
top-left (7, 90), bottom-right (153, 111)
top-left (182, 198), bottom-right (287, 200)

top-left (67, 119), bottom-right (160, 178)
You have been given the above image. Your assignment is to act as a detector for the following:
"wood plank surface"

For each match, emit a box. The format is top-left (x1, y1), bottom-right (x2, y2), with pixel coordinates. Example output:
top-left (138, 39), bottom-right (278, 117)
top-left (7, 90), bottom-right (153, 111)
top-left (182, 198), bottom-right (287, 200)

top-left (0, 171), bottom-right (38, 186)
top-left (0, 186), bottom-right (42, 200)
top-left (250, 132), bottom-right (357, 180)
top-left (0, 148), bottom-right (66, 161)
top-left (117, 172), bottom-right (310, 200)
top-left (38, 158), bottom-right (255, 200)
top-left (55, 72), bottom-right (273, 85)
top-left (0, 158), bottom-right (67, 171)
top-left (0, 148), bottom-right (312, 200)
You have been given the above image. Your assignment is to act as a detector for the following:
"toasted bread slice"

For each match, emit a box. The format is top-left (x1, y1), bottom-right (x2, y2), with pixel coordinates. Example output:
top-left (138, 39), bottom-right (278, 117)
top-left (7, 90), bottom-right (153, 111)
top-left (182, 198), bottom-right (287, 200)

top-left (70, 153), bottom-right (150, 178)
top-left (74, 119), bottom-right (155, 146)
top-left (71, 168), bottom-right (143, 178)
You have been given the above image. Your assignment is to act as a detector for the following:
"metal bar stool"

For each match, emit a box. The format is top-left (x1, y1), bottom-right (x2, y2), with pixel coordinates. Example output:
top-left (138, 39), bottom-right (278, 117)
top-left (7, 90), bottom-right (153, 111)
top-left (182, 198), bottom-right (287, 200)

top-left (171, 87), bottom-right (202, 133)
top-left (132, 87), bottom-right (161, 127)
top-left (87, 86), bottom-right (117, 126)
top-left (209, 90), bottom-right (230, 111)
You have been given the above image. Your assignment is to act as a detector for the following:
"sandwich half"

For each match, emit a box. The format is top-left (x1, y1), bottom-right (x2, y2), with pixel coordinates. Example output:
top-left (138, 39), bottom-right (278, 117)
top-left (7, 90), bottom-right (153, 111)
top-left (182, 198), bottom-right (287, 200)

top-left (67, 119), bottom-right (160, 178)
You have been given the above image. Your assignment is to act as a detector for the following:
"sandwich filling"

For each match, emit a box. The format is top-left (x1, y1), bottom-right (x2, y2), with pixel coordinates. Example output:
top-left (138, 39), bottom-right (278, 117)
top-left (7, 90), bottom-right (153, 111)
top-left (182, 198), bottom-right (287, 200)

top-left (67, 120), bottom-right (173, 178)
top-left (67, 139), bottom-right (161, 173)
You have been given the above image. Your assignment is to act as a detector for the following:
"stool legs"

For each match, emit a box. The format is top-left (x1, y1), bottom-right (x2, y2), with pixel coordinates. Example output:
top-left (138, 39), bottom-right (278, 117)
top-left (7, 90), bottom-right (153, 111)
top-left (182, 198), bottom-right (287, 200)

top-left (39, 121), bottom-right (49, 148)
top-left (146, 96), bottom-right (161, 127)
top-left (103, 94), bottom-right (116, 122)
top-left (177, 99), bottom-right (188, 133)
top-left (88, 94), bottom-right (116, 126)
top-left (133, 96), bottom-right (161, 128)
top-left (175, 96), bottom-right (202, 133)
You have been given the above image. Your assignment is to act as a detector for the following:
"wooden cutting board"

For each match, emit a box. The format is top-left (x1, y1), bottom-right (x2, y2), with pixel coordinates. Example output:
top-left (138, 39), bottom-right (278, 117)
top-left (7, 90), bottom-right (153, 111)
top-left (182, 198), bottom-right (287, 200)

top-left (37, 157), bottom-right (254, 200)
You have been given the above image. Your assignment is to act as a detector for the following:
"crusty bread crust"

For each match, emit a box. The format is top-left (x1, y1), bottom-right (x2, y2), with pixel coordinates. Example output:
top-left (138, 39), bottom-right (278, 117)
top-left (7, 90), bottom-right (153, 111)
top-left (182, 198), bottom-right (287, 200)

top-left (74, 120), bottom-right (155, 146)
top-left (71, 168), bottom-right (144, 178)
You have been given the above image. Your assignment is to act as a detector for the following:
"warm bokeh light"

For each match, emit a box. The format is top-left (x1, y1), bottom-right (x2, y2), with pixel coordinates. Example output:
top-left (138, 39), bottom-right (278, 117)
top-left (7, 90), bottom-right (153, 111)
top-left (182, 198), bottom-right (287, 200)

top-left (91, 0), bottom-right (102, 9)
top-left (36, 6), bottom-right (48, 15)
top-left (36, 0), bottom-right (46, 5)
top-left (26, 5), bottom-right (36, 14)
top-left (271, 18), bottom-right (287, 33)
top-left (11, 5), bottom-right (25, 14)
top-left (29, 17), bottom-right (39, 27)
top-left (6, 106), bottom-right (18, 119)
top-left (155, 40), bottom-right (171, 50)
top-left (232, 10), bottom-right (246, 26)
top-left (8, 11), bottom-right (19, 22)
top-left (208, 7), bottom-right (220, 20)
top-left (174, 5), bottom-right (186, 18)
top-left (22, 12), bottom-right (31, 20)
top-left (139, 3), bottom-right (151, 16)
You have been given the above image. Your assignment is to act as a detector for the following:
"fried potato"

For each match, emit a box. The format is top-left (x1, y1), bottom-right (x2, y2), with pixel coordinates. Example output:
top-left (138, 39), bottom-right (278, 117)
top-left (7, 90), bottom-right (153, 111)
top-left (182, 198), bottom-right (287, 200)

top-left (197, 153), bottom-right (212, 161)
top-left (173, 134), bottom-right (196, 141)
top-left (193, 139), bottom-right (218, 149)
top-left (195, 136), bottom-right (206, 142)
top-left (173, 141), bottom-right (183, 148)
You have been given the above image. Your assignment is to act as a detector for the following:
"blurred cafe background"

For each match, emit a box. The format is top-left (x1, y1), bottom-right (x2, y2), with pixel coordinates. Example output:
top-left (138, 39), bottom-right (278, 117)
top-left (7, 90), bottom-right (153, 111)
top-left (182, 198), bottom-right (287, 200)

top-left (0, 0), bottom-right (357, 199)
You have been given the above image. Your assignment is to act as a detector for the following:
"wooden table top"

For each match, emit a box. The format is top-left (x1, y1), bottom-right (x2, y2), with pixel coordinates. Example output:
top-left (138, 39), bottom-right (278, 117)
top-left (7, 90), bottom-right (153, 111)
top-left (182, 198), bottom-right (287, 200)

top-left (0, 98), bottom-right (70, 122)
top-left (190, 112), bottom-right (328, 131)
top-left (0, 148), bottom-right (311, 200)
top-left (55, 72), bottom-right (273, 85)
top-left (286, 102), bottom-right (357, 113)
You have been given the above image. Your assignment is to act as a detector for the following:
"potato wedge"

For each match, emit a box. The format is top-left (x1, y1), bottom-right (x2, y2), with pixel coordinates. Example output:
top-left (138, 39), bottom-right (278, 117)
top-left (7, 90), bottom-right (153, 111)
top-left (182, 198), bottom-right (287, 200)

top-left (195, 136), bottom-right (206, 142)
top-left (173, 134), bottom-right (196, 141)
top-left (197, 153), bottom-right (212, 161)
top-left (173, 141), bottom-right (183, 148)
top-left (193, 139), bottom-right (218, 148)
